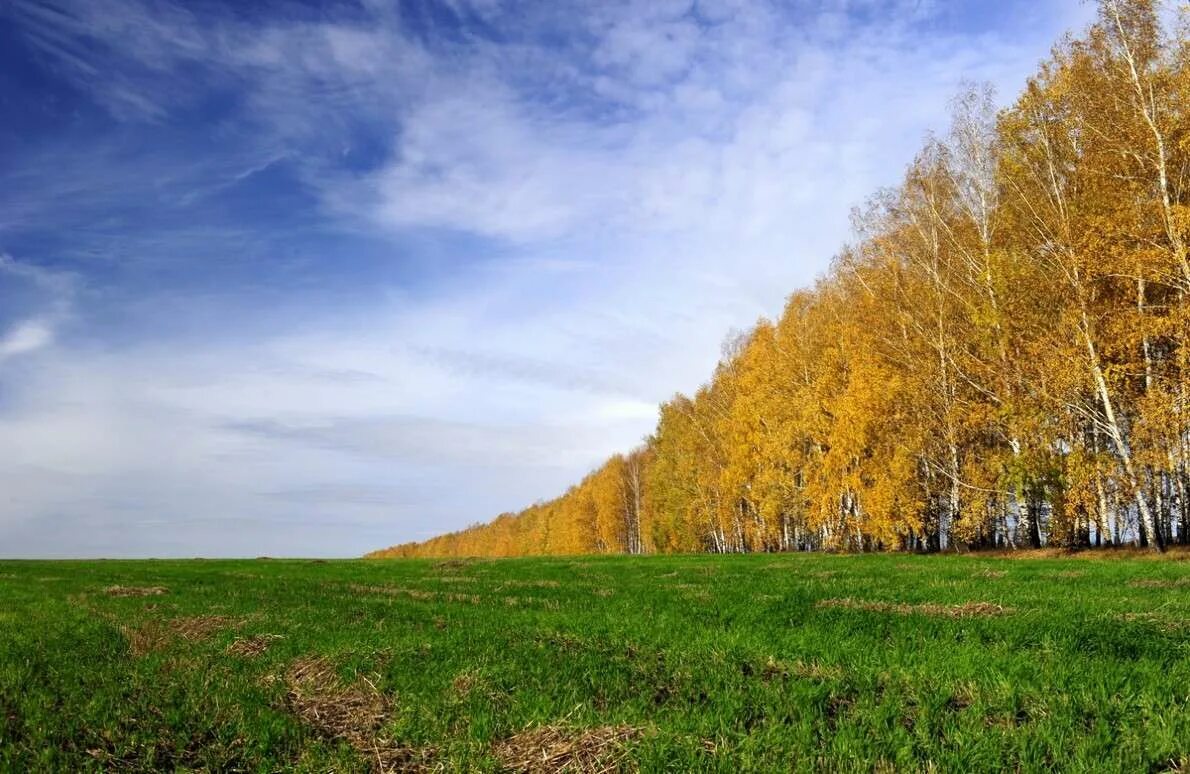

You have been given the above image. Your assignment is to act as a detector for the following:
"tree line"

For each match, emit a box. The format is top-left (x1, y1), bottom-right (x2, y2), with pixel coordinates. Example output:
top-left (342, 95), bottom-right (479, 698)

top-left (371, 0), bottom-right (1189, 558)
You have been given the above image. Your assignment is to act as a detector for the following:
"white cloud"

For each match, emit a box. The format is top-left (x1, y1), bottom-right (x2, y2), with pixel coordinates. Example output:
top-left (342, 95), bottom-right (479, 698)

top-left (0, 255), bottom-right (75, 363)
top-left (0, 319), bottom-right (53, 361)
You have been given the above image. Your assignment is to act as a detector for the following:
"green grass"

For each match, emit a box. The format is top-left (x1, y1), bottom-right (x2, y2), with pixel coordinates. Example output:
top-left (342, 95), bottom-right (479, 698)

top-left (1, 553), bottom-right (1188, 772)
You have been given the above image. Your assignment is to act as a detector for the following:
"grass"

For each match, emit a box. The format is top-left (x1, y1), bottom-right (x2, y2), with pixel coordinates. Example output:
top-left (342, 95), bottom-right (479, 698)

top-left (1, 553), bottom-right (1189, 772)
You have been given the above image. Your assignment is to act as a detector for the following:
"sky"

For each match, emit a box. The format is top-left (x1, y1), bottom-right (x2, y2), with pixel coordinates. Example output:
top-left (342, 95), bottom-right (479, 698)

top-left (0, 0), bottom-right (1095, 558)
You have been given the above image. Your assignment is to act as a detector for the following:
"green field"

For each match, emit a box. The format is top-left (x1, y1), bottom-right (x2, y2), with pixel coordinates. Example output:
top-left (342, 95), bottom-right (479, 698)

top-left (1, 554), bottom-right (1189, 772)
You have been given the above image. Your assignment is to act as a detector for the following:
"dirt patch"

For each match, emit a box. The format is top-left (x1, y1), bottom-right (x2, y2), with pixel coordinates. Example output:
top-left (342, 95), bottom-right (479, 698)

top-left (227, 633), bottom-right (284, 657)
top-left (493, 724), bottom-right (642, 773)
top-left (105, 585), bottom-right (168, 597)
top-left (1127, 578), bottom-right (1190, 589)
top-left (816, 598), bottom-right (1010, 618)
top-left (284, 655), bottom-right (433, 772)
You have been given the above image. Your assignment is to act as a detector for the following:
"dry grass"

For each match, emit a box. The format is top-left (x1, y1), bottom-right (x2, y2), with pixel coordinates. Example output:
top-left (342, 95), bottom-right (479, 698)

top-left (817, 598), bottom-right (1010, 618)
top-left (969, 546), bottom-right (1190, 561)
top-left (973, 569), bottom-right (1007, 579)
top-left (284, 655), bottom-right (435, 772)
top-left (1157, 756), bottom-right (1190, 773)
top-left (791, 659), bottom-right (845, 681)
top-left (499, 579), bottom-right (561, 589)
top-left (121, 615), bottom-right (238, 656)
top-left (122, 621), bottom-right (174, 656)
top-left (433, 559), bottom-right (474, 570)
top-left (345, 584), bottom-right (481, 605)
top-left (1127, 578), bottom-right (1190, 589)
top-left (171, 615), bottom-right (237, 641)
top-left (1114, 612), bottom-right (1190, 632)
top-left (227, 633), bottom-right (284, 657)
top-left (493, 724), bottom-right (642, 773)
top-left (451, 670), bottom-right (480, 697)
top-left (752, 657), bottom-right (844, 682)
top-left (104, 585), bottom-right (168, 597)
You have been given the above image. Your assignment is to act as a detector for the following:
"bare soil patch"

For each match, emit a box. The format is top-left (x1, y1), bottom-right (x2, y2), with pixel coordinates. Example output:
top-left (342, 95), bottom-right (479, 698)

top-left (493, 724), bottom-right (642, 773)
top-left (817, 598), bottom-right (1009, 618)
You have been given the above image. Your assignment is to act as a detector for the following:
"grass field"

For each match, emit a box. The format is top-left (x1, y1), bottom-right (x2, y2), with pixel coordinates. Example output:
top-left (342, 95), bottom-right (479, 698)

top-left (1, 553), bottom-right (1189, 772)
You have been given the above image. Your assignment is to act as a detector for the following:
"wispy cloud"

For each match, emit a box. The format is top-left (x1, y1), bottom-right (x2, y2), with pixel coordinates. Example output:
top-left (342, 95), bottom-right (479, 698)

top-left (0, 319), bottom-right (54, 361)
top-left (0, 255), bottom-right (75, 363)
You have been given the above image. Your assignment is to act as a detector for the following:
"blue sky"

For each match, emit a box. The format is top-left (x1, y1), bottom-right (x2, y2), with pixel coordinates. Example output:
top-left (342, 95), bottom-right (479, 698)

top-left (0, 0), bottom-right (1093, 557)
